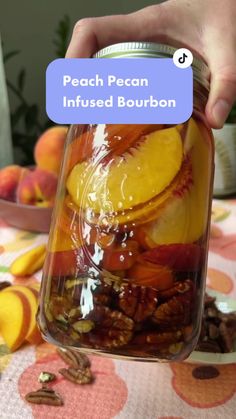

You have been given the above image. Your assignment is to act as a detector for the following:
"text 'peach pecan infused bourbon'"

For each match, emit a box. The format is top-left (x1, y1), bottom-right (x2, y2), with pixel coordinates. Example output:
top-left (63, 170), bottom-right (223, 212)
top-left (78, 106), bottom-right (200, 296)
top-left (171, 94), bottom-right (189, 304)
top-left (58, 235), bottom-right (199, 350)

top-left (38, 43), bottom-right (214, 361)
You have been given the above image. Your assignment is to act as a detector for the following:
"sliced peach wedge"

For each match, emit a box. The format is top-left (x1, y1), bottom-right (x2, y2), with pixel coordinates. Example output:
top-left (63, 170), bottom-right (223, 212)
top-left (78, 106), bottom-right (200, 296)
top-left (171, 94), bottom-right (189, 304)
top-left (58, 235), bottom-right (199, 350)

top-left (2, 285), bottom-right (43, 345)
top-left (65, 124), bottom-right (162, 176)
top-left (141, 118), bottom-right (213, 245)
top-left (0, 290), bottom-right (31, 351)
top-left (127, 259), bottom-right (174, 290)
top-left (67, 126), bottom-right (183, 225)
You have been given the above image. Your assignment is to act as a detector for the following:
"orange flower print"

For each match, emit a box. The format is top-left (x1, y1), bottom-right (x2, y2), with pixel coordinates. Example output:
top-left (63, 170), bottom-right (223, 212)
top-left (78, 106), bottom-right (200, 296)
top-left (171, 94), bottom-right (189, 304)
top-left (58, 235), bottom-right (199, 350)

top-left (209, 233), bottom-right (236, 260)
top-left (19, 347), bottom-right (127, 419)
top-left (171, 363), bottom-right (236, 408)
top-left (209, 224), bottom-right (223, 239)
top-left (0, 219), bottom-right (9, 227)
top-left (158, 417), bottom-right (183, 419)
top-left (207, 268), bottom-right (234, 294)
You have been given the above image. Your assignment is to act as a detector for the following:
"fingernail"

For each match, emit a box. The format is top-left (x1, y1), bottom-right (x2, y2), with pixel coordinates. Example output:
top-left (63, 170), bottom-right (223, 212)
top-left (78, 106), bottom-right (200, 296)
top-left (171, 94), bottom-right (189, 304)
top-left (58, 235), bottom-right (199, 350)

top-left (212, 100), bottom-right (231, 127)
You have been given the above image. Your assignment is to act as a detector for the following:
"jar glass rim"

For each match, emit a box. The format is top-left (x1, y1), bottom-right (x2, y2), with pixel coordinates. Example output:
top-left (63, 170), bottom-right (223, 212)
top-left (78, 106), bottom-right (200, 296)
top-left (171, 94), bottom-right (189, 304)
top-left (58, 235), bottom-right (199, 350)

top-left (94, 42), bottom-right (210, 91)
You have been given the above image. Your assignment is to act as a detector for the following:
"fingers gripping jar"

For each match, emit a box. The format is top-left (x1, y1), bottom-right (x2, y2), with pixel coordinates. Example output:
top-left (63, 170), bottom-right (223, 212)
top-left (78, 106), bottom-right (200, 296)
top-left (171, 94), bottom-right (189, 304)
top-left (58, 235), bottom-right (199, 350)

top-left (38, 43), bottom-right (214, 361)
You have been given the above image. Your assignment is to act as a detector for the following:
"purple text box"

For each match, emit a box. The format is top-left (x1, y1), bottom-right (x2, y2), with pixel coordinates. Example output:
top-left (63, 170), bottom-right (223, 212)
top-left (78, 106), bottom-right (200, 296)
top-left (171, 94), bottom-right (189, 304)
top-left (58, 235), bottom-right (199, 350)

top-left (46, 58), bottom-right (193, 124)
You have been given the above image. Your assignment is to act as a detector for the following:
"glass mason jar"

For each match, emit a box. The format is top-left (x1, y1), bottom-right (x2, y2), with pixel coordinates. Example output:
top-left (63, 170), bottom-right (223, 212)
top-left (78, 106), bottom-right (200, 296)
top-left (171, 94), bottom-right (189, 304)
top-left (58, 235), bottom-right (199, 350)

top-left (38, 43), bottom-right (214, 361)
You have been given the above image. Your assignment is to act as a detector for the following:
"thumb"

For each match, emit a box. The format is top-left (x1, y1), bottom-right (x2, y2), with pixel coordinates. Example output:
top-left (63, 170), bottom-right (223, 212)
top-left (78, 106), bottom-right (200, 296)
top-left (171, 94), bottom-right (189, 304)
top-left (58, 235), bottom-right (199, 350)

top-left (205, 62), bottom-right (236, 128)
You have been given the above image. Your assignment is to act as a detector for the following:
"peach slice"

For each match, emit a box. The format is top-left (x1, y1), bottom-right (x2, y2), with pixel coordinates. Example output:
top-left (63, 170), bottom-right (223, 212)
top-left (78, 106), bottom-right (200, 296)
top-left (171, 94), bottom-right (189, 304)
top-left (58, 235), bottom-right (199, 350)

top-left (102, 240), bottom-right (139, 271)
top-left (0, 290), bottom-right (31, 351)
top-left (142, 118), bottom-right (213, 244)
top-left (29, 282), bottom-right (41, 291)
top-left (140, 243), bottom-right (203, 271)
top-left (27, 287), bottom-right (43, 344)
top-left (10, 245), bottom-right (46, 277)
top-left (67, 126), bottom-right (183, 213)
top-left (2, 285), bottom-right (42, 344)
top-left (43, 249), bottom-right (79, 277)
top-left (127, 260), bottom-right (174, 290)
top-left (49, 225), bottom-right (78, 252)
top-left (49, 195), bottom-right (99, 251)
top-left (65, 124), bottom-right (163, 176)
top-left (83, 154), bottom-right (192, 228)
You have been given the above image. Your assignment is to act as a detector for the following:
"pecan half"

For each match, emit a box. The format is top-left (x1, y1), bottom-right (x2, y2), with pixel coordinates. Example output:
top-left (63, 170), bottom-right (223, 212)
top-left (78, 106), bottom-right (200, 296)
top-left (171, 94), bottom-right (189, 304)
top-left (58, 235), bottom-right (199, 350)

top-left (94, 293), bottom-right (111, 306)
top-left (219, 322), bottom-right (234, 352)
top-left (57, 347), bottom-right (90, 369)
top-left (25, 388), bottom-right (63, 406)
top-left (59, 367), bottom-right (93, 384)
top-left (208, 323), bottom-right (219, 340)
top-left (119, 284), bottom-right (158, 322)
top-left (87, 306), bottom-right (134, 348)
top-left (152, 295), bottom-right (191, 327)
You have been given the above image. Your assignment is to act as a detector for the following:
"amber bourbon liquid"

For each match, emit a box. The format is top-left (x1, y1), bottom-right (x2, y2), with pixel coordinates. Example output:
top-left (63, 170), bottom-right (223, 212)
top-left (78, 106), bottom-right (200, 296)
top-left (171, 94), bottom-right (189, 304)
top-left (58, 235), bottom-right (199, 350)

top-left (38, 116), bottom-right (213, 361)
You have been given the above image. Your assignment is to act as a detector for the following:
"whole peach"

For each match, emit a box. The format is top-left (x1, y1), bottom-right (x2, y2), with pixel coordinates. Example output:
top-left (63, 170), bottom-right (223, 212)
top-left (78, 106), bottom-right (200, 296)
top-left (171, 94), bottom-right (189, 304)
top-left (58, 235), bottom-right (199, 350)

top-left (0, 165), bottom-right (27, 202)
top-left (34, 126), bottom-right (68, 175)
top-left (17, 167), bottom-right (58, 207)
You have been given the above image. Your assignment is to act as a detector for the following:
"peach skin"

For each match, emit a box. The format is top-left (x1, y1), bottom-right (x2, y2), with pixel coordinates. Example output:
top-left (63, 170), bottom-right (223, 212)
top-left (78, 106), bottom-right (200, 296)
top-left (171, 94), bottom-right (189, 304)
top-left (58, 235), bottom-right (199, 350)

top-left (16, 167), bottom-right (58, 207)
top-left (34, 125), bottom-right (68, 175)
top-left (0, 165), bottom-right (28, 201)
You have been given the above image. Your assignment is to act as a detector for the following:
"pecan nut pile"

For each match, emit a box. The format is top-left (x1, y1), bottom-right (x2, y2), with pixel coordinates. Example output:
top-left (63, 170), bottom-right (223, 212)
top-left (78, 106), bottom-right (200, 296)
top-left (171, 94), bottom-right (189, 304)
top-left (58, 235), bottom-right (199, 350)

top-left (196, 293), bottom-right (236, 353)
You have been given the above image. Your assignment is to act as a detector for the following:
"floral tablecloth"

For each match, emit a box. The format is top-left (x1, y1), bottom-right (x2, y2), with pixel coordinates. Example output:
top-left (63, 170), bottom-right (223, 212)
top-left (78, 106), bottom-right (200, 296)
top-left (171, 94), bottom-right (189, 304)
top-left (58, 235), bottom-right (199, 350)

top-left (0, 198), bottom-right (236, 419)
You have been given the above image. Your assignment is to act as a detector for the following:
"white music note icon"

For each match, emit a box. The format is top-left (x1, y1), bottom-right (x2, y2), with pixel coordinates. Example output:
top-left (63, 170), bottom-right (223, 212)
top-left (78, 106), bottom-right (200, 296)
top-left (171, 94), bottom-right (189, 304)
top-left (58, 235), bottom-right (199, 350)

top-left (173, 49), bottom-right (193, 69)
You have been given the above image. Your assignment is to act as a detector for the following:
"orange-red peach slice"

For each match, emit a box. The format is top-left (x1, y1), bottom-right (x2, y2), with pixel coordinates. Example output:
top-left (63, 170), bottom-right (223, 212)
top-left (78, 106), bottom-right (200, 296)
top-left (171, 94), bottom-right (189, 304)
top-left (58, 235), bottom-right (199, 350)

top-left (127, 260), bottom-right (174, 290)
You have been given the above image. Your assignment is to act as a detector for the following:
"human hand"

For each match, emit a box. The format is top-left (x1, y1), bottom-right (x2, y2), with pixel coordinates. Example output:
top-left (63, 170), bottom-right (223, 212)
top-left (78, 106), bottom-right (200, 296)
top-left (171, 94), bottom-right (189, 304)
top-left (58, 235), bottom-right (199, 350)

top-left (66, 0), bottom-right (236, 129)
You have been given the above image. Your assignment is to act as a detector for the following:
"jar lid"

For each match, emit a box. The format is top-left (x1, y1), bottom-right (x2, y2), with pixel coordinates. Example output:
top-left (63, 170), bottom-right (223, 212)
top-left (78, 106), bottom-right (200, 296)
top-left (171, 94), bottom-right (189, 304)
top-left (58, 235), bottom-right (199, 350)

top-left (94, 42), bottom-right (210, 90)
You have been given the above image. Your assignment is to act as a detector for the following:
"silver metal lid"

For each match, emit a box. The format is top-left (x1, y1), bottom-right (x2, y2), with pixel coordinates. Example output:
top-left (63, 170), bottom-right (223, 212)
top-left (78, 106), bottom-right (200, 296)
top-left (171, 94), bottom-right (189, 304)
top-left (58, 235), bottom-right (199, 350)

top-left (94, 42), bottom-right (210, 90)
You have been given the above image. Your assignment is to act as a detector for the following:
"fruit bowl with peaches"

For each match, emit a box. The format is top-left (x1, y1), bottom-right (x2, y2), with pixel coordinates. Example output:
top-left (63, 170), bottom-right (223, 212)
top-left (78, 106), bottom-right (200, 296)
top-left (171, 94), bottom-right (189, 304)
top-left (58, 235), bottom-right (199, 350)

top-left (0, 126), bottom-right (68, 232)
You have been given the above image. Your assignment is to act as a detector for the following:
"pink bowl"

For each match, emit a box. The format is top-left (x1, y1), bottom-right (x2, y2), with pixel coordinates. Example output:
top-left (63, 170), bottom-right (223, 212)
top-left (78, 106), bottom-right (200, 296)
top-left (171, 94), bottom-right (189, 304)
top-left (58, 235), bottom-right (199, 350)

top-left (0, 198), bottom-right (52, 233)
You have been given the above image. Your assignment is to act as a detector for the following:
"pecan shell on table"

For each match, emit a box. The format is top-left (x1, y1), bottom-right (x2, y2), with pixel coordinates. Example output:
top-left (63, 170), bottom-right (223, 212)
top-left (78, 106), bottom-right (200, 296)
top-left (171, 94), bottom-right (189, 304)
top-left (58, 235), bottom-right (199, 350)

top-left (25, 388), bottom-right (63, 406)
top-left (59, 366), bottom-right (93, 384)
top-left (57, 347), bottom-right (91, 369)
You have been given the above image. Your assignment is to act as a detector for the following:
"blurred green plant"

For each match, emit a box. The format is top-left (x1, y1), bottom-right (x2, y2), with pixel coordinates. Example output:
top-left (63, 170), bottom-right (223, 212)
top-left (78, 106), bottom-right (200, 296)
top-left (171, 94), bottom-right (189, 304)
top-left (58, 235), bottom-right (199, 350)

top-left (53, 14), bottom-right (71, 58)
top-left (3, 14), bottom-right (71, 165)
top-left (226, 103), bottom-right (236, 124)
